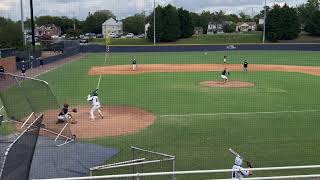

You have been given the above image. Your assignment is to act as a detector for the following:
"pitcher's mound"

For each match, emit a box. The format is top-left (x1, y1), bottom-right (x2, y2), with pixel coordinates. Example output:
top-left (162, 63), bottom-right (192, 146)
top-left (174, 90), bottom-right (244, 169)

top-left (200, 81), bottom-right (255, 88)
top-left (40, 106), bottom-right (155, 139)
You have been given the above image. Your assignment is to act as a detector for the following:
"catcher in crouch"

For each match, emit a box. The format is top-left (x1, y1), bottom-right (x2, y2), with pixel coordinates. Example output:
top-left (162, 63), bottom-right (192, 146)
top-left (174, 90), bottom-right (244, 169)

top-left (56, 103), bottom-right (77, 124)
top-left (87, 89), bottom-right (104, 120)
top-left (232, 156), bottom-right (253, 179)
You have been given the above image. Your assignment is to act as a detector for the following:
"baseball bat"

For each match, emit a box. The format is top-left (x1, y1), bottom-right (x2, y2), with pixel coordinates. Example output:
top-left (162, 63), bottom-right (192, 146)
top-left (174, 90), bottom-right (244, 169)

top-left (229, 148), bottom-right (240, 157)
top-left (229, 148), bottom-right (249, 163)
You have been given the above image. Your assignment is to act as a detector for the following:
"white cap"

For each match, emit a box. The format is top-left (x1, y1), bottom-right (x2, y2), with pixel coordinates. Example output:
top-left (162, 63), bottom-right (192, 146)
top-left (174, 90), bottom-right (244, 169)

top-left (234, 156), bottom-right (243, 166)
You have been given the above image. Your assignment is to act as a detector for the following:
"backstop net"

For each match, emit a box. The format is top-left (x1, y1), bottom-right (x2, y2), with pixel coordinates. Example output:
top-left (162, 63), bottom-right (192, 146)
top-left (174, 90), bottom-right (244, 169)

top-left (0, 114), bottom-right (43, 180)
top-left (90, 146), bottom-right (176, 180)
top-left (0, 73), bottom-right (74, 145)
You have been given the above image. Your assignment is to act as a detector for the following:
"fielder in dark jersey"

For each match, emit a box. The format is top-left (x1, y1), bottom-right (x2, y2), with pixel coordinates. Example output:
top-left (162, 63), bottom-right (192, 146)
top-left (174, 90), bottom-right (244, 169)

top-left (243, 60), bottom-right (248, 72)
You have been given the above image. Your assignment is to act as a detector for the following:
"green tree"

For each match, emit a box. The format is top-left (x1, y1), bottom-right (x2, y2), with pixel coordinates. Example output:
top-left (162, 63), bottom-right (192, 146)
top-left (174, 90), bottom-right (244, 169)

top-left (0, 21), bottom-right (23, 48)
top-left (199, 11), bottom-right (211, 34)
top-left (239, 12), bottom-right (251, 22)
top-left (84, 10), bottom-right (115, 34)
top-left (147, 4), bottom-right (180, 42)
top-left (123, 13), bottom-right (145, 35)
top-left (223, 24), bottom-right (236, 33)
top-left (178, 8), bottom-right (194, 38)
top-left (298, 0), bottom-right (320, 34)
top-left (266, 4), bottom-right (300, 41)
top-left (305, 11), bottom-right (320, 35)
top-left (147, 5), bottom-right (163, 42)
top-left (161, 4), bottom-right (180, 41)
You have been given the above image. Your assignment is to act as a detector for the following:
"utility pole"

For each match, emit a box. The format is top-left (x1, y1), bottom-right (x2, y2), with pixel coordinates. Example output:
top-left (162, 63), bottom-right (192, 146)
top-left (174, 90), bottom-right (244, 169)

top-left (30, 0), bottom-right (36, 50)
top-left (263, 0), bottom-right (267, 44)
top-left (153, 0), bottom-right (156, 45)
top-left (20, 0), bottom-right (26, 46)
top-left (73, 12), bottom-right (76, 30)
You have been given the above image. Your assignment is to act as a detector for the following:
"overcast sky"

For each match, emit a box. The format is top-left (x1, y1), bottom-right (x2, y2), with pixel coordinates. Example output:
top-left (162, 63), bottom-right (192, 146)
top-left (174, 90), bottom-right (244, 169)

top-left (0, 0), bottom-right (306, 20)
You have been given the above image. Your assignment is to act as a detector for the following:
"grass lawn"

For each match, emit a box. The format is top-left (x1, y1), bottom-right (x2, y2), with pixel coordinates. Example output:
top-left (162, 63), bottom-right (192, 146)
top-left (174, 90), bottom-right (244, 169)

top-left (91, 32), bottom-right (262, 45)
top-left (1, 51), bottom-right (320, 179)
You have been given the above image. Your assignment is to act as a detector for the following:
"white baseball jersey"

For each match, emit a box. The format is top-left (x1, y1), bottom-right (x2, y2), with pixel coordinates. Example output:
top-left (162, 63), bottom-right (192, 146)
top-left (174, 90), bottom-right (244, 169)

top-left (91, 96), bottom-right (100, 106)
top-left (231, 165), bottom-right (249, 179)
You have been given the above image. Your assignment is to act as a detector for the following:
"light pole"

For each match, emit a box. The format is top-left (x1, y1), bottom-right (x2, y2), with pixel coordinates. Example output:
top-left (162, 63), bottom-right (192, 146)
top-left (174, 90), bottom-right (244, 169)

top-left (153, 0), bottom-right (156, 45)
top-left (263, 0), bottom-right (267, 44)
top-left (20, 0), bottom-right (26, 46)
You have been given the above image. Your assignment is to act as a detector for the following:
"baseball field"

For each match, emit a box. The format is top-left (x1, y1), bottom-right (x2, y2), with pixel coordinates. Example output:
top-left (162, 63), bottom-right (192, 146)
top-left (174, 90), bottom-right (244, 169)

top-left (1, 50), bottom-right (320, 179)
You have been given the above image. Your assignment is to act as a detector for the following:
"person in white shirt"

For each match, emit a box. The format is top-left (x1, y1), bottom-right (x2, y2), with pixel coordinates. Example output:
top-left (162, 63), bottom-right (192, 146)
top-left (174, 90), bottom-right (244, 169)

top-left (231, 156), bottom-right (253, 179)
top-left (87, 89), bottom-right (104, 120)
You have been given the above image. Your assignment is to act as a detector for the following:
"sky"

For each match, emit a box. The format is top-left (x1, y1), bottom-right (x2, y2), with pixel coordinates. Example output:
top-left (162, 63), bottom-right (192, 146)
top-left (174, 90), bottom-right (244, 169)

top-left (0, 0), bottom-right (306, 21)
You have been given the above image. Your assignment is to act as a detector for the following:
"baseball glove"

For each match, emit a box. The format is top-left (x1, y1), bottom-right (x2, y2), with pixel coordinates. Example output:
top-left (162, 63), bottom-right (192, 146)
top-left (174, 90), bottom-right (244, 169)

top-left (247, 161), bottom-right (253, 168)
top-left (72, 108), bottom-right (77, 113)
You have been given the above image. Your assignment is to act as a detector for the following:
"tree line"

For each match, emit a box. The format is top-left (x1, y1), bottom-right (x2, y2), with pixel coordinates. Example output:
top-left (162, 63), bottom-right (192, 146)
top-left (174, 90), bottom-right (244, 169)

top-left (0, 0), bottom-right (319, 48)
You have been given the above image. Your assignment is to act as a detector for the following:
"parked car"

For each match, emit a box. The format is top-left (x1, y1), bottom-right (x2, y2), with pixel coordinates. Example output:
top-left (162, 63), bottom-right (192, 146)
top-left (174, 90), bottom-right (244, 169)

top-left (137, 34), bottom-right (145, 38)
top-left (126, 33), bottom-right (134, 38)
top-left (80, 38), bottom-right (89, 44)
top-left (109, 33), bottom-right (120, 38)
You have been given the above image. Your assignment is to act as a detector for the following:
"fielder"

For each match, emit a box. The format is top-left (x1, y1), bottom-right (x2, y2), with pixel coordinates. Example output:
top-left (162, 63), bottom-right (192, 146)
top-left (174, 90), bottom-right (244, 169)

top-left (232, 156), bottom-right (253, 179)
top-left (243, 60), bottom-right (249, 72)
top-left (221, 68), bottom-right (230, 83)
top-left (223, 56), bottom-right (227, 63)
top-left (87, 89), bottom-right (104, 120)
top-left (132, 59), bottom-right (137, 71)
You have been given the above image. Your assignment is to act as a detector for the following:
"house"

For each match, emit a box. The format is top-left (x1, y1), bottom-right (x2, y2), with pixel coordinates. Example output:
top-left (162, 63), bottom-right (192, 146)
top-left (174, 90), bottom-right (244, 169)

top-left (259, 18), bottom-right (265, 25)
top-left (194, 27), bottom-right (203, 35)
top-left (102, 18), bottom-right (123, 37)
top-left (34, 24), bottom-right (61, 37)
top-left (236, 22), bottom-right (257, 32)
top-left (207, 21), bottom-right (233, 34)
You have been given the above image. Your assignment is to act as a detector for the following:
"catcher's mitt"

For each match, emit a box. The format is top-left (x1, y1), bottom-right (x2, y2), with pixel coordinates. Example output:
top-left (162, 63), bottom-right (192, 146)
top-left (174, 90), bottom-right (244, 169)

top-left (72, 108), bottom-right (77, 113)
top-left (247, 161), bottom-right (253, 168)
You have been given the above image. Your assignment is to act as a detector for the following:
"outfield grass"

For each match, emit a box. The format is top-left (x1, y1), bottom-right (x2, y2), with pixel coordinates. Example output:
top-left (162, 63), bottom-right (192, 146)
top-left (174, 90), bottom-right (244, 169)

top-left (2, 51), bottom-right (320, 179)
top-left (91, 32), bottom-right (262, 45)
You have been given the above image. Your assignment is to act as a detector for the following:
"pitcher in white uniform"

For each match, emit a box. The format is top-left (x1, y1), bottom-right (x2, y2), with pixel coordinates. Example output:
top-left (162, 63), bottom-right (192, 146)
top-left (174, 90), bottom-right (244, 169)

top-left (87, 89), bottom-right (104, 120)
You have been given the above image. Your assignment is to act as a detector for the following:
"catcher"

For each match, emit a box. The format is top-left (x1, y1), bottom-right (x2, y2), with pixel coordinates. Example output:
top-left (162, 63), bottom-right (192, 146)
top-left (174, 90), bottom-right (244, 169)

top-left (56, 103), bottom-right (77, 124)
top-left (231, 156), bottom-right (253, 179)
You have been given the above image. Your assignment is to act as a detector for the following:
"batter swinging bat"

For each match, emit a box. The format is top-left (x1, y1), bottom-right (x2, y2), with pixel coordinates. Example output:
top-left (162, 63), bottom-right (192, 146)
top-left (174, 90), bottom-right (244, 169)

top-left (229, 148), bottom-right (249, 163)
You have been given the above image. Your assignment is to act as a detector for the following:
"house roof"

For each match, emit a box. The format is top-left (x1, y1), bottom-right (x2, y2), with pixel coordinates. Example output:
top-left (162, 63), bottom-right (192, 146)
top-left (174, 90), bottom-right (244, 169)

top-left (102, 18), bottom-right (122, 26)
top-left (236, 22), bottom-right (257, 26)
top-left (194, 27), bottom-right (203, 30)
top-left (208, 21), bottom-right (233, 25)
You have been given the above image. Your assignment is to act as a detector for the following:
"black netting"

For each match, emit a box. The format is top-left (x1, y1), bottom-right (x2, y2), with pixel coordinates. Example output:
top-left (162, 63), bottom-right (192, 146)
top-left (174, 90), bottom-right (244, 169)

top-left (0, 73), bottom-right (74, 141)
top-left (0, 114), bottom-right (42, 180)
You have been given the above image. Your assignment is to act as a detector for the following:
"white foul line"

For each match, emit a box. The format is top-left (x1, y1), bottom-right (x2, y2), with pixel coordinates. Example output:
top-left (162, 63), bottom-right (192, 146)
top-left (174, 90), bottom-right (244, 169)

top-left (159, 109), bottom-right (320, 118)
